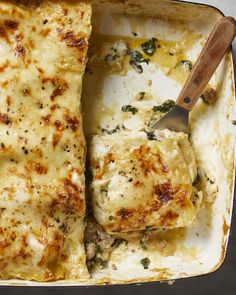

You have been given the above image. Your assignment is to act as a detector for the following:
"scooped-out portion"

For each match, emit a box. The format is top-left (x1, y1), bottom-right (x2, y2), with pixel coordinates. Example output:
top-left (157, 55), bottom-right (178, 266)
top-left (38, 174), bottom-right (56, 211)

top-left (89, 129), bottom-right (202, 233)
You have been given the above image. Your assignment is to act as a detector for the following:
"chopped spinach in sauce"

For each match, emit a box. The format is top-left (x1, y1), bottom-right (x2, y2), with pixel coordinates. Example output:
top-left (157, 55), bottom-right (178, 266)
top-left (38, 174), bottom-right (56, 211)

top-left (145, 131), bottom-right (157, 141)
top-left (153, 100), bottom-right (175, 113)
top-left (104, 40), bottom-right (127, 64)
top-left (112, 239), bottom-right (128, 248)
top-left (140, 239), bottom-right (148, 250)
top-left (88, 256), bottom-right (107, 270)
top-left (139, 92), bottom-right (146, 100)
top-left (141, 38), bottom-right (158, 56)
top-left (140, 257), bottom-right (150, 269)
top-left (121, 105), bottom-right (138, 115)
top-left (128, 50), bottom-right (150, 73)
top-left (101, 125), bottom-right (121, 134)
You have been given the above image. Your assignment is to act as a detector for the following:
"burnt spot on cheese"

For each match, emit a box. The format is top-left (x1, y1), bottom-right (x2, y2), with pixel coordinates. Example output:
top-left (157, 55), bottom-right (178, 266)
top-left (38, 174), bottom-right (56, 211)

top-left (16, 33), bottom-right (23, 42)
top-left (104, 153), bottom-right (114, 165)
top-left (9, 7), bottom-right (23, 18)
top-left (42, 77), bottom-right (53, 84)
top-left (0, 113), bottom-right (11, 125)
top-left (40, 28), bottom-right (51, 37)
top-left (54, 120), bottom-right (64, 131)
top-left (62, 8), bottom-right (69, 16)
top-left (51, 86), bottom-right (64, 101)
top-left (32, 148), bottom-right (43, 159)
top-left (0, 232), bottom-right (16, 252)
top-left (37, 254), bottom-right (46, 267)
top-left (42, 77), bottom-right (68, 101)
top-left (90, 158), bottom-right (100, 170)
top-left (42, 114), bottom-right (51, 125)
top-left (80, 11), bottom-right (85, 19)
top-left (92, 153), bottom-right (114, 179)
top-left (50, 104), bottom-right (59, 111)
top-left (37, 67), bottom-right (44, 74)
top-left (42, 216), bottom-right (51, 228)
top-left (51, 178), bottom-right (84, 214)
top-left (118, 208), bottom-right (132, 219)
top-left (0, 20), bottom-right (18, 43)
top-left (0, 60), bottom-right (10, 73)
top-left (154, 182), bottom-right (176, 204)
top-left (134, 180), bottom-right (144, 187)
top-left (157, 155), bottom-right (169, 173)
top-left (34, 162), bottom-right (48, 175)
top-left (159, 211), bottom-right (179, 227)
top-left (1, 80), bottom-right (11, 89)
top-left (43, 270), bottom-right (54, 281)
top-left (0, 239), bottom-right (11, 249)
top-left (59, 30), bottom-right (87, 50)
top-left (25, 161), bottom-right (48, 175)
top-left (132, 145), bottom-right (157, 176)
top-left (6, 96), bottom-right (11, 107)
top-left (0, 26), bottom-right (9, 43)
top-left (64, 114), bottom-right (79, 131)
top-left (15, 44), bottom-right (25, 58)
top-left (22, 88), bottom-right (31, 96)
top-left (12, 249), bottom-right (31, 261)
top-left (52, 132), bottom-right (62, 148)
top-left (132, 144), bottom-right (169, 175)
top-left (4, 20), bottom-right (19, 30)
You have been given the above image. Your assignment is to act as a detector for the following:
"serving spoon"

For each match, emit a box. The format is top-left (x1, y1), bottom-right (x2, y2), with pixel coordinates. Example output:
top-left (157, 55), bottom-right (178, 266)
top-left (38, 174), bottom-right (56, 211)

top-left (151, 16), bottom-right (236, 133)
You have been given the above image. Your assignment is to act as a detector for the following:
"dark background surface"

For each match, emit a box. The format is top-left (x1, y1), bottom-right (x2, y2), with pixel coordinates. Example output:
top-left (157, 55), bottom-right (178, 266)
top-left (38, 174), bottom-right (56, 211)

top-left (1, 2), bottom-right (236, 295)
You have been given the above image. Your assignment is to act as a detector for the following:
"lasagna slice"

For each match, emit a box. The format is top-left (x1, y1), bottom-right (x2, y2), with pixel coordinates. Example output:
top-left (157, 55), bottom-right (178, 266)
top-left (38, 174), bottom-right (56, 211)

top-left (0, 1), bottom-right (91, 280)
top-left (90, 129), bottom-right (202, 233)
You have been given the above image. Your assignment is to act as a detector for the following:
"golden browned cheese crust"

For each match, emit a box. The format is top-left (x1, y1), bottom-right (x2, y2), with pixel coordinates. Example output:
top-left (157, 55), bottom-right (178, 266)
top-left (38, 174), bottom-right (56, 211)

top-left (0, 0), bottom-right (91, 281)
top-left (89, 130), bottom-right (202, 233)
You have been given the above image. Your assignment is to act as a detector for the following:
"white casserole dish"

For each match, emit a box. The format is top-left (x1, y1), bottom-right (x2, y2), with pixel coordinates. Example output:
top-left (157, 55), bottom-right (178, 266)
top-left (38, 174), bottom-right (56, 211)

top-left (1, 0), bottom-right (236, 286)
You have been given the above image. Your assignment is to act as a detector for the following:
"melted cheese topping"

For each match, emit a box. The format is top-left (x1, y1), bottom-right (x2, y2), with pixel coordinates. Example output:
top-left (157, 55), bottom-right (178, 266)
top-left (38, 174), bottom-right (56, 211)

top-left (90, 129), bottom-right (202, 233)
top-left (0, 0), bottom-right (91, 281)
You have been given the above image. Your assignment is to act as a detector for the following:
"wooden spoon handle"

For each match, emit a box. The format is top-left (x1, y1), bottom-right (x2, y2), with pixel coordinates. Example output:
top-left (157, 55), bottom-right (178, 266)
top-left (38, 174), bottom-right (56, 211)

top-left (176, 16), bottom-right (236, 111)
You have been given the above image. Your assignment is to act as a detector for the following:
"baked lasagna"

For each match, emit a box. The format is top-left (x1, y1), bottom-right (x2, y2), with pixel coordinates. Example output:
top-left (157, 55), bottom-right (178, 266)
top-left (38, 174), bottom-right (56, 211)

top-left (0, 0), bottom-right (91, 280)
top-left (89, 129), bottom-right (202, 233)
